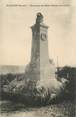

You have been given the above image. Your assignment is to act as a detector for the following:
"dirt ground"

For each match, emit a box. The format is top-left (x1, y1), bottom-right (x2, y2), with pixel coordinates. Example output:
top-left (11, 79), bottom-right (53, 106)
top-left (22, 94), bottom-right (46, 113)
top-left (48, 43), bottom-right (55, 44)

top-left (0, 100), bottom-right (75, 117)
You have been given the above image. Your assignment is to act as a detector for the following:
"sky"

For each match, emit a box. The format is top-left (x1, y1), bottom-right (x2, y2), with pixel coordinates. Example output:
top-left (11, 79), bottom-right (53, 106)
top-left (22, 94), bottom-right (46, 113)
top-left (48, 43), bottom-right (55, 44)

top-left (0, 0), bottom-right (76, 67)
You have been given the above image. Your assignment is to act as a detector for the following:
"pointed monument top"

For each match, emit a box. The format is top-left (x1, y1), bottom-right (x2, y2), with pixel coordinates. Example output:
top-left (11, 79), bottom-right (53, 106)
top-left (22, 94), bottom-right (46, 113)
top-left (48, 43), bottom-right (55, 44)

top-left (37, 12), bottom-right (43, 18)
top-left (36, 12), bottom-right (43, 24)
top-left (31, 12), bottom-right (48, 29)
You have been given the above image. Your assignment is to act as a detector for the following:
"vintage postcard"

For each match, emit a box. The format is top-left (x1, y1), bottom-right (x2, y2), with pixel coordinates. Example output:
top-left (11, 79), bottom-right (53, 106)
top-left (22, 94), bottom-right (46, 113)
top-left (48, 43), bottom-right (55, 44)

top-left (0, 0), bottom-right (76, 117)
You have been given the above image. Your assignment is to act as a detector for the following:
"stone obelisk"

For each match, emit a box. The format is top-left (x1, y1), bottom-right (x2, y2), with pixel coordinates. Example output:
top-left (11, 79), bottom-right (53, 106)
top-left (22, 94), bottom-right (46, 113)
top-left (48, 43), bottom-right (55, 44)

top-left (25, 13), bottom-right (55, 81)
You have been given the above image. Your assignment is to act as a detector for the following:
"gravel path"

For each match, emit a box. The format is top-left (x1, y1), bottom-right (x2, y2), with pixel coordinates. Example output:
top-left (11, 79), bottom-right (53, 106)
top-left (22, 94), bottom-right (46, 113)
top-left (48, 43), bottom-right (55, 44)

top-left (0, 100), bottom-right (75, 117)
